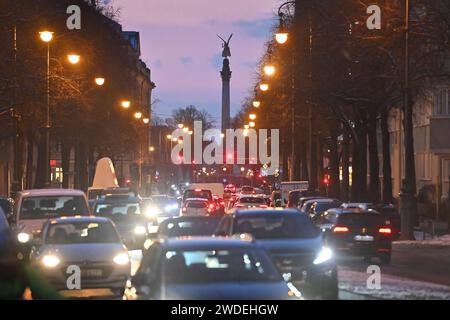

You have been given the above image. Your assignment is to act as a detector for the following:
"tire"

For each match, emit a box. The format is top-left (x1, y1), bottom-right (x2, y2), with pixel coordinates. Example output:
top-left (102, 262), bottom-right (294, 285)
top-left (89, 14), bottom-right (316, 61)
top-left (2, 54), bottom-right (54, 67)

top-left (379, 253), bottom-right (391, 265)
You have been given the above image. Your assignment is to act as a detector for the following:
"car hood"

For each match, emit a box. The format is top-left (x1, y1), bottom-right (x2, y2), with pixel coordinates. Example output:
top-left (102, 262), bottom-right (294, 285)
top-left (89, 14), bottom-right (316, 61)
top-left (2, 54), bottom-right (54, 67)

top-left (160, 282), bottom-right (295, 300)
top-left (41, 243), bottom-right (126, 263)
top-left (255, 237), bottom-right (323, 254)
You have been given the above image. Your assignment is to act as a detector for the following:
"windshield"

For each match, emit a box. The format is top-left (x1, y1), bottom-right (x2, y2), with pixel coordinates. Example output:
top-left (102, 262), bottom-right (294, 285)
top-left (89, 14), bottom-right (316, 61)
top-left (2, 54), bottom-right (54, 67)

top-left (238, 197), bottom-right (265, 204)
top-left (94, 202), bottom-right (141, 219)
top-left (20, 196), bottom-right (89, 220)
top-left (234, 214), bottom-right (319, 239)
top-left (315, 202), bottom-right (339, 212)
top-left (158, 218), bottom-right (221, 237)
top-left (45, 221), bottom-right (120, 244)
top-left (162, 248), bottom-right (281, 284)
top-left (184, 190), bottom-right (212, 201)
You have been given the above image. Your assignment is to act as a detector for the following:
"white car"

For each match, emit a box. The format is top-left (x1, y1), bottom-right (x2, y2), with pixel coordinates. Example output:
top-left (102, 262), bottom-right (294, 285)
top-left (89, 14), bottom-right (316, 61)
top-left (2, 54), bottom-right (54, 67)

top-left (13, 189), bottom-right (91, 244)
top-left (181, 198), bottom-right (213, 216)
top-left (233, 195), bottom-right (268, 209)
top-left (30, 216), bottom-right (130, 296)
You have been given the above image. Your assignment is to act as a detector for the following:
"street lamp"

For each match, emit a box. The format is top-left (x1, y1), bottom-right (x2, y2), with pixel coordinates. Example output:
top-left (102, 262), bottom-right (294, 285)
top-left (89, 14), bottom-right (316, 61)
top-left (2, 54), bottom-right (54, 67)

top-left (121, 100), bottom-right (131, 109)
top-left (275, 32), bottom-right (289, 44)
top-left (177, 124), bottom-right (184, 129)
top-left (167, 134), bottom-right (172, 140)
top-left (134, 112), bottom-right (143, 119)
top-left (143, 118), bottom-right (150, 124)
top-left (249, 114), bottom-right (256, 120)
top-left (275, 2), bottom-right (295, 44)
top-left (264, 65), bottom-right (276, 76)
top-left (39, 30), bottom-right (53, 187)
top-left (253, 100), bottom-right (261, 108)
top-left (259, 83), bottom-right (269, 91)
top-left (244, 124), bottom-right (250, 129)
top-left (249, 121), bottom-right (256, 128)
top-left (95, 77), bottom-right (105, 86)
top-left (188, 131), bottom-right (193, 135)
top-left (67, 54), bottom-right (80, 65)
top-left (183, 127), bottom-right (189, 133)
top-left (149, 146), bottom-right (155, 152)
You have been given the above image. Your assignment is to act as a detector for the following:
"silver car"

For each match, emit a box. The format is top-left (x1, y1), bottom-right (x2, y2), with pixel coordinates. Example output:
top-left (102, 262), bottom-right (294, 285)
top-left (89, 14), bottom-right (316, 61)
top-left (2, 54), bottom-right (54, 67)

top-left (30, 216), bottom-right (131, 297)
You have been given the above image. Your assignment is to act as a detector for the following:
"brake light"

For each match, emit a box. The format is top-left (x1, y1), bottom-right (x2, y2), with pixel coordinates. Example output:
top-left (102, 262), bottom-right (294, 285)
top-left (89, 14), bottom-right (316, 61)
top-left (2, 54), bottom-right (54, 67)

top-left (333, 226), bottom-right (349, 233)
top-left (209, 203), bottom-right (215, 209)
top-left (220, 201), bottom-right (225, 206)
top-left (182, 207), bottom-right (187, 213)
top-left (194, 188), bottom-right (202, 192)
top-left (379, 227), bottom-right (392, 234)
top-left (259, 205), bottom-right (268, 208)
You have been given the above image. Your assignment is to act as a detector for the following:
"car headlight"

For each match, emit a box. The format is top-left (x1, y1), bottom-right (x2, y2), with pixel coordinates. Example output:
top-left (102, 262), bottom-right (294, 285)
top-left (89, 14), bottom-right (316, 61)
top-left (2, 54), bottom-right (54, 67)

top-left (134, 225), bottom-right (147, 235)
top-left (147, 224), bottom-right (159, 234)
top-left (18, 232), bottom-right (31, 244)
top-left (145, 207), bottom-right (160, 218)
top-left (313, 247), bottom-right (333, 265)
top-left (42, 255), bottom-right (60, 268)
top-left (113, 252), bottom-right (130, 265)
top-left (164, 204), bottom-right (179, 212)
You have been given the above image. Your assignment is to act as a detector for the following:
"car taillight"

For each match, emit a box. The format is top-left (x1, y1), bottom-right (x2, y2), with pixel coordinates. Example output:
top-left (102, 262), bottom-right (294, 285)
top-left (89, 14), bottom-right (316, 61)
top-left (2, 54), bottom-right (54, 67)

top-left (259, 205), bottom-right (268, 208)
top-left (333, 226), bottom-right (349, 233)
top-left (209, 203), bottom-right (215, 209)
top-left (182, 207), bottom-right (187, 212)
top-left (220, 201), bottom-right (225, 206)
top-left (379, 227), bottom-right (392, 235)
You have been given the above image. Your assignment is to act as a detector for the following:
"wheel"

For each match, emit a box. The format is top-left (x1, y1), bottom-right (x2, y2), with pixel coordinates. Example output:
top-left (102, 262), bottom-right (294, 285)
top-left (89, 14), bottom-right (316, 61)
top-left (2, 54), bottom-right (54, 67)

top-left (379, 253), bottom-right (391, 265)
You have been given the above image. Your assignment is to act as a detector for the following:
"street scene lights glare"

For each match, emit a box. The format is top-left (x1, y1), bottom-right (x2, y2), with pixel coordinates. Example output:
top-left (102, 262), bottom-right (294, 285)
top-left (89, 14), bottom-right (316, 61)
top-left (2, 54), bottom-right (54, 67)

top-left (143, 118), bottom-right (150, 124)
top-left (134, 112), bottom-right (143, 119)
top-left (264, 65), bottom-right (276, 76)
top-left (178, 139), bottom-right (183, 144)
top-left (260, 83), bottom-right (269, 91)
top-left (172, 137), bottom-right (178, 142)
top-left (121, 101), bottom-right (131, 109)
top-left (183, 127), bottom-right (189, 133)
top-left (95, 77), bottom-right (105, 86)
top-left (188, 131), bottom-right (193, 135)
top-left (167, 134), bottom-right (172, 140)
top-left (177, 124), bottom-right (184, 129)
top-left (67, 54), bottom-right (80, 64)
top-left (249, 114), bottom-right (256, 120)
top-left (275, 32), bottom-right (288, 44)
top-left (39, 31), bottom-right (53, 42)
top-left (149, 146), bottom-right (155, 152)
top-left (253, 100), bottom-right (261, 108)
top-left (244, 125), bottom-right (250, 129)
top-left (249, 121), bottom-right (256, 128)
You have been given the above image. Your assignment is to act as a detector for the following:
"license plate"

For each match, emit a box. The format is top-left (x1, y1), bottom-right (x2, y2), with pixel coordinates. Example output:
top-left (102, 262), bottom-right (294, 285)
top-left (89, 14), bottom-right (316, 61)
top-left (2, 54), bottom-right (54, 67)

top-left (82, 269), bottom-right (103, 277)
top-left (354, 235), bottom-right (374, 241)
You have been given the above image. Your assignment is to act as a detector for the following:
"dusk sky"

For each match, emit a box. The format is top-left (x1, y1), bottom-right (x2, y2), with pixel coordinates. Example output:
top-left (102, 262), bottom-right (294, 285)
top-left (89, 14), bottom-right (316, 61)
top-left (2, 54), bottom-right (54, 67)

top-left (113, 0), bottom-right (279, 124)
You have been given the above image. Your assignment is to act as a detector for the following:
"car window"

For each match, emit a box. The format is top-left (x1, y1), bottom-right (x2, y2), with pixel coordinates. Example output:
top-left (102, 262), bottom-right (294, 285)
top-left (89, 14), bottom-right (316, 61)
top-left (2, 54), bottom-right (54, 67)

top-left (95, 202), bottom-right (141, 217)
top-left (161, 248), bottom-right (281, 284)
top-left (234, 214), bottom-right (319, 239)
top-left (183, 190), bottom-right (212, 201)
top-left (159, 218), bottom-right (221, 237)
top-left (45, 221), bottom-right (120, 244)
top-left (238, 197), bottom-right (265, 204)
top-left (20, 196), bottom-right (89, 220)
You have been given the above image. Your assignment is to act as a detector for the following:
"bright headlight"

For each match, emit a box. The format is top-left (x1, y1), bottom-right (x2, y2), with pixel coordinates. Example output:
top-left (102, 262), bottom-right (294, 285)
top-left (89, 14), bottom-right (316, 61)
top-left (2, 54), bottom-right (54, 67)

top-left (42, 255), bottom-right (60, 268)
top-left (313, 247), bottom-right (333, 265)
top-left (18, 232), bottom-right (31, 244)
top-left (113, 252), bottom-right (130, 265)
top-left (145, 207), bottom-right (160, 218)
top-left (134, 225), bottom-right (147, 235)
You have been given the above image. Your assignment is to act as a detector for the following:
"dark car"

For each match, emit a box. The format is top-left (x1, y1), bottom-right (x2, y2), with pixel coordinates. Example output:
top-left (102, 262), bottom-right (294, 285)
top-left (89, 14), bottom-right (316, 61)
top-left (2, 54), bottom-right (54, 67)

top-left (286, 190), bottom-right (307, 208)
top-left (131, 237), bottom-right (302, 300)
top-left (314, 208), bottom-right (393, 264)
top-left (92, 194), bottom-right (154, 249)
top-left (156, 216), bottom-right (222, 238)
top-left (376, 204), bottom-right (401, 240)
top-left (215, 209), bottom-right (338, 299)
top-left (308, 199), bottom-right (342, 219)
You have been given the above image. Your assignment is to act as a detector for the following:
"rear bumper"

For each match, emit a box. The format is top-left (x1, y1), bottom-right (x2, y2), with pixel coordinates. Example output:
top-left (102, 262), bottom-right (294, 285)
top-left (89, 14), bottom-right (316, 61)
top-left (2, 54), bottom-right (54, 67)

top-left (332, 239), bottom-right (392, 257)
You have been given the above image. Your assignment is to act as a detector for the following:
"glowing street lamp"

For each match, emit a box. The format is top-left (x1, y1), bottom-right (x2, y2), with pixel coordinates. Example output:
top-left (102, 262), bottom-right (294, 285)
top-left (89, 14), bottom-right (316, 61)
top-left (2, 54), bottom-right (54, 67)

top-left (177, 124), bottom-right (184, 129)
top-left (264, 65), bottom-right (276, 76)
top-left (183, 127), bottom-right (189, 133)
top-left (134, 112), bottom-right (143, 119)
top-left (95, 77), bottom-right (105, 86)
top-left (121, 101), bottom-right (131, 109)
top-left (259, 83), bottom-right (269, 92)
top-left (253, 100), bottom-right (261, 108)
top-left (275, 32), bottom-right (288, 44)
top-left (172, 137), bottom-right (178, 142)
top-left (167, 134), bottom-right (172, 140)
top-left (188, 131), bottom-right (193, 135)
top-left (143, 118), bottom-right (150, 124)
top-left (244, 125), bottom-right (250, 129)
top-left (149, 146), bottom-right (155, 152)
top-left (39, 31), bottom-right (53, 42)
top-left (249, 121), bottom-right (256, 128)
top-left (249, 114), bottom-right (256, 120)
top-left (67, 54), bottom-right (80, 65)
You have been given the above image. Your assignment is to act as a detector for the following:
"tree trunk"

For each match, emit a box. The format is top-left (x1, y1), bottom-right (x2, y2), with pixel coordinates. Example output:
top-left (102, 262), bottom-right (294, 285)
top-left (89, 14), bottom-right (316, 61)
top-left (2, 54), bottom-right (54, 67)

top-left (61, 141), bottom-right (71, 189)
top-left (301, 142), bottom-right (309, 181)
top-left (380, 110), bottom-right (393, 204)
top-left (368, 110), bottom-right (381, 204)
top-left (329, 128), bottom-right (340, 198)
top-left (78, 140), bottom-right (88, 192)
top-left (359, 121), bottom-right (368, 201)
top-left (342, 131), bottom-right (350, 202)
top-left (25, 130), bottom-right (34, 189)
top-left (35, 130), bottom-right (46, 188)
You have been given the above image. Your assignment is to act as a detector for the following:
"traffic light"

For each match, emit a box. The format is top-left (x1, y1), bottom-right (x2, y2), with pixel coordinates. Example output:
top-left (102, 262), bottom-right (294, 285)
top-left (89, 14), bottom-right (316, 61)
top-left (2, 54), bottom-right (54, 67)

top-left (323, 175), bottom-right (330, 186)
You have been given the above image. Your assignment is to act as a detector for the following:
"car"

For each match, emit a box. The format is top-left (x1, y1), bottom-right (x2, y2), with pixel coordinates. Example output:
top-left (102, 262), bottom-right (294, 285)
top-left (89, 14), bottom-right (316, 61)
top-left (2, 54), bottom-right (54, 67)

top-left (142, 195), bottom-right (180, 223)
top-left (92, 193), bottom-right (154, 249)
top-left (212, 195), bottom-right (226, 215)
top-left (12, 189), bottom-right (91, 245)
top-left (130, 237), bottom-right (303, 300)
top-left (181, 198), bottom-right (213, 216)
top-left (308, 199), bottom-right (342, 219)
top-left (0, 206), bottom-right (11, 245)
top-left (314, 208), bottom-right (393, 264)
top-left (182, 188), bottom-right (216, 213)
top-left (156, 216), bottom-right (222, 239)
top-left (298, 196), bottom-right (327, 211)
top-left (0, 196), bottom-right (14, 221)
top-left (224, 184), bottom-right (236, 193)
top-left (216, 209), bottom-right (338, 299)
top-left (286, 190), bottom-right (309, 208)
top-left (340, 203), bottom-right (376, 211)
top-left (299, 198), bottom-right (330, 215)
top-left (30, 217), bottom-right (130, 297)
top-left (374, 204), bottom-right (401, 240)
top-left (233, 195), bottom-right (269, 209)
top-left (240, 185), bottom-right (256, 195)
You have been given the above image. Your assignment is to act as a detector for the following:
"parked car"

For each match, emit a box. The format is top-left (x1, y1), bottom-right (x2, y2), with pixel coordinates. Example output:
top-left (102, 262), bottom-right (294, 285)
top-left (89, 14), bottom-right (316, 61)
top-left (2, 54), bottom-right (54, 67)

top-left (92, 193), bottom-right (154, 249)
top-left (375, 204), bottom-right (401, 240)
top-left (314, 208), bottom-right (393, 264)
top-left (216, 209), bottom-right (338, 299)
top-left (12, 189), bottom-right (91, 244)
top-left (131, 237), bottom-right (303, 300)
top-left (30, 217), bottom-right (130, 297)
top-left (156, 216), bottom-right (222, 238)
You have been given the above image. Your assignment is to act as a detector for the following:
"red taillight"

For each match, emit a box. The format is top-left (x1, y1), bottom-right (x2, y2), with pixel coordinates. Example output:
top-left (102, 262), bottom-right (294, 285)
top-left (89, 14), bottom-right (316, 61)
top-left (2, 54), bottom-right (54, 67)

top-left (379, 227), bottom-right (392, 235)
top-left (333, 226), bottom-right (349, 233)
top-left (259, 205), bottom-right (268, 208)
top-left (220, 201), bottom-right (225, 206)
top-left (209, 203), bottom-right (215, 209)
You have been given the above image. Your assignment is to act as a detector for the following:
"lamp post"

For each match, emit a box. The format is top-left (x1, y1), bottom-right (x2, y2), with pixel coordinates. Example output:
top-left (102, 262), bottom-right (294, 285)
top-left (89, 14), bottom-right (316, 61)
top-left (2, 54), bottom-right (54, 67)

top-left (39, 31), bottom-right (53, 187)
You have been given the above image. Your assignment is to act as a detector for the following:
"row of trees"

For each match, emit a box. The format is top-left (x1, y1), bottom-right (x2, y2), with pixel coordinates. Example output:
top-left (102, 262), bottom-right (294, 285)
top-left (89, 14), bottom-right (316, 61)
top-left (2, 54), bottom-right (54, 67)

top-left (237, 0), bottom-right (449, 208)
top-left (0, 0), bottom-right (146, 191)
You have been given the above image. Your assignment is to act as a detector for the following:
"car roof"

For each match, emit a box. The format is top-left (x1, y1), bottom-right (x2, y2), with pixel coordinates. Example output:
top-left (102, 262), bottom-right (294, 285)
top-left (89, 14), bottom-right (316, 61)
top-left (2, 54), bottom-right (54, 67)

top-left (20, 189), bottom-right (86, 197)
top-left (185, 198), bottom-right (208, 202)
top-left (159, 236), bottom-right (255, 250)
top-left (95, 195), bottom-right (141, 203)
top-left (233, 208), bottom-right (302, 216)
top-left (47, 216), bottom-right (111, 224)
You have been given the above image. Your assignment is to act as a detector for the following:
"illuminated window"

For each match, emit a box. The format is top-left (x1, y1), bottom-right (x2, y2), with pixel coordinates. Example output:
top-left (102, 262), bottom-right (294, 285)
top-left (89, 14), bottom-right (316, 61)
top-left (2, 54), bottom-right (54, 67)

top-left (51, 167), bottom-right (63, 183)
top-left (434, 88), bottom-right (450, 116)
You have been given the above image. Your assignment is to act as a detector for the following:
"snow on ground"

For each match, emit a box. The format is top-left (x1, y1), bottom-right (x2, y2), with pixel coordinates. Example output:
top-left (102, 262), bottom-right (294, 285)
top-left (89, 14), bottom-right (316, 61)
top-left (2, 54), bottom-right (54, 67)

top-left (338, 266), bottom-right (450, 300)
top-left (394, 234), bottom-right (450, 247)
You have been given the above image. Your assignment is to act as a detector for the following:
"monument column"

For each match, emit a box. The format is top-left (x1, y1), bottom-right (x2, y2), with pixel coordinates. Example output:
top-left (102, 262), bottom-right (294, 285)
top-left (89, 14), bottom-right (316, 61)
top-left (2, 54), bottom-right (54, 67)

top-left (221, 58), bottom-right (231, 131)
